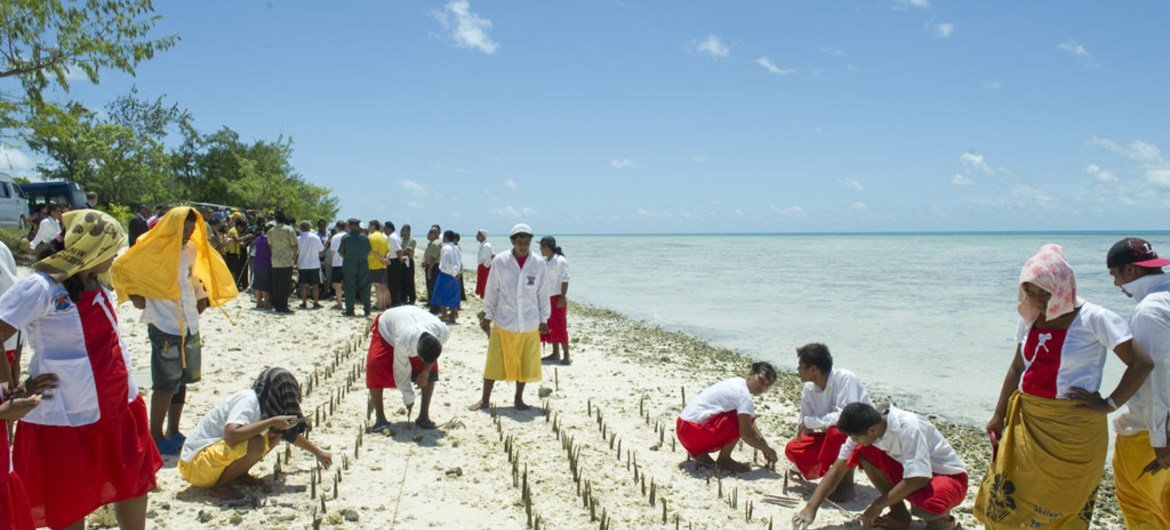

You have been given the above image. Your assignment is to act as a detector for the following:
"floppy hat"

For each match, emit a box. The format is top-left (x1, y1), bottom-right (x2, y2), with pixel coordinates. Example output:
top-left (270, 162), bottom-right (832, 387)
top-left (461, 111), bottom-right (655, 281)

top-left (1107, 237), bottom-right (1170, 269)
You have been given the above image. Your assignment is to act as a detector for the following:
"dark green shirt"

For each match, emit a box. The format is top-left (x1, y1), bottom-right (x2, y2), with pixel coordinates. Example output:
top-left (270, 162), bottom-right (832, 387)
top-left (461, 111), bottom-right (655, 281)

top-left (340, 230), bottom-right (371, 269)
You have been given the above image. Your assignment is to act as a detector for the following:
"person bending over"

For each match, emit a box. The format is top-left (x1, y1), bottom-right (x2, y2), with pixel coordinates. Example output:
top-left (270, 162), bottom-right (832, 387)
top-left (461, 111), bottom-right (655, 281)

top-left (784, 343), bottom-right (871, 502)
top-left (367, 306), bottom-right (449, 431)
top-left (675, 362), bottom-right (779, 473)
top-left (793, 403), bottom-right (968, 530)
top-left (179, 368), bottom-right (331, 500)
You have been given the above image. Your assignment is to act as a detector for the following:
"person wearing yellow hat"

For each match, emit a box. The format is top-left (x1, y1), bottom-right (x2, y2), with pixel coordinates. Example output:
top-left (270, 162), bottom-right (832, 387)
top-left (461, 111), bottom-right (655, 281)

top-left (112, 207), bottom-right (238, 456)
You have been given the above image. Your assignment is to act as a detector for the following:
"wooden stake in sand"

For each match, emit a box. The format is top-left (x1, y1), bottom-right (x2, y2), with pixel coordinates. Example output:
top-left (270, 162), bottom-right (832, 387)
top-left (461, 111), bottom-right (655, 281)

top-left (555, 367), bottom-right (559, 391)
top-left (681, 386), bottom-right (686, 408)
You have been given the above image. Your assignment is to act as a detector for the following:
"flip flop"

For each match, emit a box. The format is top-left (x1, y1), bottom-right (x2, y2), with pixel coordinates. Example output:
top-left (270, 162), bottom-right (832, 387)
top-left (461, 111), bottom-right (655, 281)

top-left (156, 436), bottom-right (184, 456)
top-left (414, 417), bottom-right (437, 429)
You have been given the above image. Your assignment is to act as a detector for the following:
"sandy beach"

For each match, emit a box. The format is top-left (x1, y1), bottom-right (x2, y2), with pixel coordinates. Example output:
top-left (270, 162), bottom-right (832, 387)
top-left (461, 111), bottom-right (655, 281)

top-left (41, 265), bottom-right (1121, 529)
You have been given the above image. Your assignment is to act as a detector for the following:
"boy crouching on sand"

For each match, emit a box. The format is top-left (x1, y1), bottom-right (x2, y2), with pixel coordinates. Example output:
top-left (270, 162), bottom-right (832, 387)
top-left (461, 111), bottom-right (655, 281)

top-left (367, 305), bottom-right (449, 431)
top-left (675, 362), bottom-right (780, 472)
top-left (179, 367), bottom-right (332, 499)
top-left (792, 403), bottom-right (967, 530)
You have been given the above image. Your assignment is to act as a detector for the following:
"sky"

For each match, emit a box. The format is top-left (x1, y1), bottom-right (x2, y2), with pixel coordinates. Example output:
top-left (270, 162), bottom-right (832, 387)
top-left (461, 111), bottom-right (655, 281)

top-left (2, 0), bottom-right (1169, 234)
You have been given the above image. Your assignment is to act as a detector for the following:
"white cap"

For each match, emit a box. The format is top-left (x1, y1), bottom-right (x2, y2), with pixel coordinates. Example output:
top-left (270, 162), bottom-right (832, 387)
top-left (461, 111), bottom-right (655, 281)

top-left (510, 223), bottom-right (533, 237)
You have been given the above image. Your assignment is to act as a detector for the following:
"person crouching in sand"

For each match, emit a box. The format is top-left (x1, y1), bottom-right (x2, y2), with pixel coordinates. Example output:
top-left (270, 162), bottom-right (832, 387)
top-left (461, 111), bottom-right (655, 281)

top-left (675, 362), bottom-right (779, 472)
top-left (792, 403), bottom-right (967, 530)
top-left (784, 343), bottom-right (872, 502)
top-left (366, 305), bottom-right (449, 431)
top-left (178, 367), bottom-right (331, 500)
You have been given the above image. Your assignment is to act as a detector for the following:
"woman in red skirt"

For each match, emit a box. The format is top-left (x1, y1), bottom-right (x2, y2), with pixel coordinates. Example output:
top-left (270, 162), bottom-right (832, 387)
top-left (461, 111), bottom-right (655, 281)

top-left (538, 236), bottom-right (571, 365)
top-left (0, 210), bottom-right (161, 530)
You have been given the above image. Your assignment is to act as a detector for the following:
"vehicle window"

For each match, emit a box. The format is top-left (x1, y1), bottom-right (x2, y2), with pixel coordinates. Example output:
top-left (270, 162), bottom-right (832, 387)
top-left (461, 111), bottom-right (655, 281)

top-left (0, 183), bottom-right (9, 198)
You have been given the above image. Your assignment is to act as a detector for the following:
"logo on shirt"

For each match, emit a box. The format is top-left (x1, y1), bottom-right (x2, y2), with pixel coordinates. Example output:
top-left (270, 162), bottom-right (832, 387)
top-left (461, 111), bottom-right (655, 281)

top-left (52, 294), bottom-right (73, 313)
top-left (526, 274), bottom-right (536, 286)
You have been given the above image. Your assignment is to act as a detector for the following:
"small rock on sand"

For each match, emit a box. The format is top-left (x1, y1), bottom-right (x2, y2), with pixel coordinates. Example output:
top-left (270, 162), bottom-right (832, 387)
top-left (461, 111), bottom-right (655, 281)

top-left (343, 509), bottom-right (360, 522)
top-left (197, 510), bottom-right (212, 523)
top-left (537, 387), bottom-right (552, 398)
top-left (445, 467), bottom-right (463, 478)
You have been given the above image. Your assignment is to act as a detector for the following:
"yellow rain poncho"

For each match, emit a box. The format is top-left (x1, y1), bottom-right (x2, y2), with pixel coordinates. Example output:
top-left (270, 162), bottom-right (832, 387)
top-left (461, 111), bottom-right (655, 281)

top-left (111, 206), bottom-right (238, 309)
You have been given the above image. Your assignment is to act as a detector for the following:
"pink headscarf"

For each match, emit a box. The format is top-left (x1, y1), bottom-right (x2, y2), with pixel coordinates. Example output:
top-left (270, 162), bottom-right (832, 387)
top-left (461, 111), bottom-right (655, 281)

top-left (1018, 244), bottom-right (1083, 322)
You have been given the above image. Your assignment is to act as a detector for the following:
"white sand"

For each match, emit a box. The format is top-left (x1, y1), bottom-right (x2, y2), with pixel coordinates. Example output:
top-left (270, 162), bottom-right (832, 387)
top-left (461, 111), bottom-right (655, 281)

top-left (18, 265), bottom-right (984, 529)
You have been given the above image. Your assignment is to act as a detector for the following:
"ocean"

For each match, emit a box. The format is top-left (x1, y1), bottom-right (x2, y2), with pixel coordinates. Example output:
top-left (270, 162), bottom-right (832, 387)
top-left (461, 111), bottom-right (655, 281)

top-left (464, 232), bottom-right (1170, 426)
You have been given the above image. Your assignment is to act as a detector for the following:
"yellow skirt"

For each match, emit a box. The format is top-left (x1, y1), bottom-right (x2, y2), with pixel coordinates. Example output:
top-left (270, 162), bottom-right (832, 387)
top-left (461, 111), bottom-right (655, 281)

top-left (974, 392), bottom-right (1108, 529)
top-left (1114, 432), bottom-right (1170, 530)
top-left (178, 437), bottom-right (271, 488)
top-left (484, 327), bottom-right (542, 383)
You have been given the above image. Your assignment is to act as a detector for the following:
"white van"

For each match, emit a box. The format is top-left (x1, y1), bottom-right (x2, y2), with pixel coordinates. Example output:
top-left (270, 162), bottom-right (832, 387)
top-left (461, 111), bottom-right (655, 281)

top-left (0, 173), bottom-right (28, 229)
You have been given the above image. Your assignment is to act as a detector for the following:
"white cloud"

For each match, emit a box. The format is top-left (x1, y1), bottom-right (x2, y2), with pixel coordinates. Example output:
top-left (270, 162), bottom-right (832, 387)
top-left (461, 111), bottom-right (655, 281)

top-left (893, 0), bottom-right (930, 9)
top-left (1147, 169), bottom-right (1170, 188)
top-left (1084, 164), bottom-right (1117, 182)
top-left (933, 23), bottom-right (954, 38)
top-left (818, 46), bottom-right (846, 57)
top-left (399, 179), bottom-right (427, 195)
top-left (611, 158), bottom-right (638, 170)
top-left (960, 152), bottom-right (993, 174)
top-left (635, 207), bottom-right (673, 220)
top-left (849, 202), bottom-right (866, 210)
top-left (692, 154), bottom-right (707, 163)
top-left (982, 80), bottom-right (1002, 90)
top-left (1058, 39), bottom-right (1098, 69)
top-left (432, 0), bottom-right (499, 55)
top-left (483, 190), bottom-right (501, 203)
top-left (839, 178), bottom-right (864, 192)
top-left (492, 205), bottom-right (537, 219)
top-left (755, 56), bottom-right (796, 75)
top-left (692, 34), bottom-right (730, 58)
top-left (769, 205), bottom-right (805, 217)
top-left (950, 173), bottom-right (976, 186)
top-left (0, 145), bottom-right (36, 174)
top-left (1087, 137), bottom-right (1162, 164)
top-left (504, 178), bottom-right (517, 190)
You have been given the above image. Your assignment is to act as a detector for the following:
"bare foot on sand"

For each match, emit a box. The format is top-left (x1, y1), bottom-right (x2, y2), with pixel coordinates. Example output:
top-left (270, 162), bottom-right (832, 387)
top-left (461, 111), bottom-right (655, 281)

top-left (874, 513), bottom-right (912, 529)
top-left (236, 475), bottom-right (264, 487)
top-left (514, 399), bottom-right (530, 411)
top-left (923, 516), bottom-right (959, 530)
top-left (715, 457), bottom-right (751, 473)
top-left (541, 353), bottom-right (560, 362)
top-left (467, 400), bottom-right (487, 412)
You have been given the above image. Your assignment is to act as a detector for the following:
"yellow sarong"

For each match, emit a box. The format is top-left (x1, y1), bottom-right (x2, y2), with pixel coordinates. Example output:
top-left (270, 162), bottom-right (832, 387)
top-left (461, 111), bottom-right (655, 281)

top-left (483, 327), bottom-right (542, 383)
top-left (974, 392), bottom-right (1108, 529)
top-left (178, 437), bottom-right (271, 488)
top-left (1114, 433), bottom-right (1170, 529)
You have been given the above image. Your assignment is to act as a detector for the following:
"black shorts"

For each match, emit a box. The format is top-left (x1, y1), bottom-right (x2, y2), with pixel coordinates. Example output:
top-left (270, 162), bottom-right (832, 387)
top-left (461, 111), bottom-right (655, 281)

top-left (298, 268), bottom-right (321, 285)
top-left (370, 268), bottom-right (386, 283)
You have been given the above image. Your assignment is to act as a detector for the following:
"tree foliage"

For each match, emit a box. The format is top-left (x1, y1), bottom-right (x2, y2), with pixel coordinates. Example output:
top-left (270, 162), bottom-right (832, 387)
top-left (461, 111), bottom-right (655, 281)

top-left (0, 0), bottom-right (178, 103)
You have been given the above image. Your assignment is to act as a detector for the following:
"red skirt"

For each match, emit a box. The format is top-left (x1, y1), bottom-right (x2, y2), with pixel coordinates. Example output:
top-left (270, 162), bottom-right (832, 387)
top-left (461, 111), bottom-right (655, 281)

top-left (475, 264), bottom-right (489, 298)
top-left (0, 420), bottom-right (34, 530)
top-left (540, 295), bottom-right (569, 344)
top-left (366, 317), bottom-right (438, 389)
top-left (785, 426), bottom-right (848, 480)
top-left (847, 444), bottom-right (968, 515)
top-left (676, 411), bottom-right (741, 456)
top-left (14, 397), bottom-right (160, 529)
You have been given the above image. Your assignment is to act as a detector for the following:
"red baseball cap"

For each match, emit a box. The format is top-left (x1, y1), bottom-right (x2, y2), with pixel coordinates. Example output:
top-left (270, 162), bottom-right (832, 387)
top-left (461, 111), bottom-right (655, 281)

top-left (1107, 237), bottom-right (1170, 269)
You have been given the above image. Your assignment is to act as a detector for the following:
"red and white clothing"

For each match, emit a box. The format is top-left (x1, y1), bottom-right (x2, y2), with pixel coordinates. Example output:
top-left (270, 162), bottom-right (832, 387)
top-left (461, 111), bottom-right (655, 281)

top-left (786, 368), bottom-right (871, 479)
top-left (0, 273), bottom-right (161, 529)
top-left (475, 241), bottom-right (493, 298)
top-left (838, 405), bottom-right (967, 514)
top-left (540, 254), bottom-right (570, 344)
top-left (677, 378), bottom-right (755, 456)
top-left (365, 306), bottom-right (449, 407)
top-left (0, 242), bottom-right (21, 360)
top-left (1016, 302), bottom-right (1131, 399)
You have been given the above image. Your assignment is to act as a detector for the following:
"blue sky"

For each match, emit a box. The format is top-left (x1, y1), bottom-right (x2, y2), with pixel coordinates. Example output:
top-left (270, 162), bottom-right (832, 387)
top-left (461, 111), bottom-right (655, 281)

top-left (2, 0), bottom-right (1169, 234)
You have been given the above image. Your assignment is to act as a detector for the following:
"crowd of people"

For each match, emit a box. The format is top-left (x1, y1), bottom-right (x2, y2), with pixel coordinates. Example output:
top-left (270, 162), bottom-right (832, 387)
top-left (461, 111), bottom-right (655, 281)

top-left (6, 201), bottom-right (1168, 529)
top-left (674, 239), bottom-right (1169, 530)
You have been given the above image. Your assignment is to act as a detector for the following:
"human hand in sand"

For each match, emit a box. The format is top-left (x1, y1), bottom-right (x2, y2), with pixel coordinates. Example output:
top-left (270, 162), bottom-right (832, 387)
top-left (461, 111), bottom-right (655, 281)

top-left (860, 499), bottom-right (887, 528)
top-left (761, 446), bottom-right (778, 465)
top-left (316, 452), bottom-right (333, 469)
top-left (1065, 387), bottom-right (1114, 413)
top-left (0, 395), bottom-right (42, 421)
top-left (791, 507), bottom-right (816, 530)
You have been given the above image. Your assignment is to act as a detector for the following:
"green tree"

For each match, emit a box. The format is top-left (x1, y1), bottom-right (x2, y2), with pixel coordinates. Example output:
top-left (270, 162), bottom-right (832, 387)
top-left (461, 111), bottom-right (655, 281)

top-left (0, 0), bottom-right (178, 107)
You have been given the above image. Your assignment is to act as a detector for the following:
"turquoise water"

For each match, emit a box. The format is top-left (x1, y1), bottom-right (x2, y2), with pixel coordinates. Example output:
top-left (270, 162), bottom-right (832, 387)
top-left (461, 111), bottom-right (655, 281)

top-left (465, 233), bottom-right (1169, 425)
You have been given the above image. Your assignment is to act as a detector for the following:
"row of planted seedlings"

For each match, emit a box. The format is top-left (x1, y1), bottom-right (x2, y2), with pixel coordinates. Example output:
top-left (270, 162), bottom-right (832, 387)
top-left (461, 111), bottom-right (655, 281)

top-left (577, 389), bottom-right (780, 529)
top-left (539, 399), bottom-right (620, 530)
top-left (275, 327), bottom-right (376, 528)
top-left (488, 407), bottom-right (553, 529)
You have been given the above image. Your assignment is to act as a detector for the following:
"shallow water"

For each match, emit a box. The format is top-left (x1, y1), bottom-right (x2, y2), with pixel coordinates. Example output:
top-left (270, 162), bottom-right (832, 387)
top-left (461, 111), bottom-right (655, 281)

top-left (466, 232), bottom-right (1169, 425)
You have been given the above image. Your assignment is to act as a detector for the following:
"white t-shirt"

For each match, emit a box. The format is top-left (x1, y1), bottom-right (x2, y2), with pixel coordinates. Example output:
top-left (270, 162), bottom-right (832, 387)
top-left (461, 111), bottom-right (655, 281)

top-left (30, 217), bottom-right (60, 248)
top-left (388, 233), bottom-right (402, 259)
top-left (180, 389), bottom-right (263, 462)
top-left (1114, 274), bottom-right (1170, 447)
top-left (330, 233), bottom-right (346, 267)
top-left (799, 368), bottom-right (872, 431)
top-left (478, 242), bottom-right (494, 267)
top-left (296, 231), bottom-right (325, 270)
top-left (142, 242), bottom-right (207, 336)
top-left (438, 242), bottom-right (462, 277)
top-left (0, 242), bottom-right (21, 351)
top-left (1016, 301), bottom-right (1131, 398)
top-left (837, 405), bottom-right (966, 478)
top-left (680, 377), bottom-right (756, 424)
top-left (376, 306), bottom-right (451, 407)
top-left (544, 254), bottom-right (569, 297)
